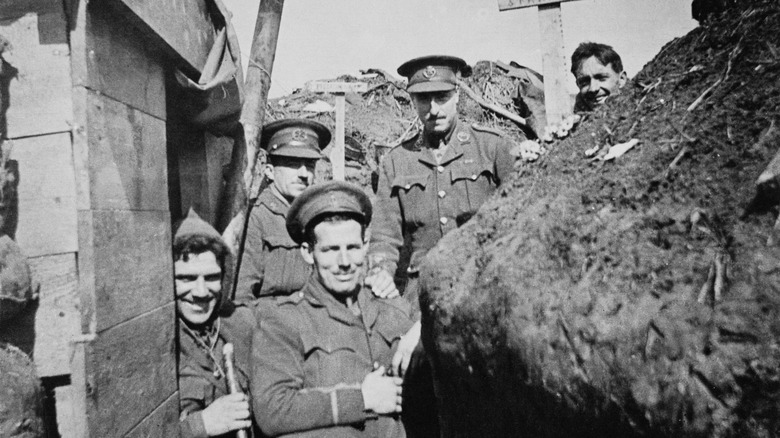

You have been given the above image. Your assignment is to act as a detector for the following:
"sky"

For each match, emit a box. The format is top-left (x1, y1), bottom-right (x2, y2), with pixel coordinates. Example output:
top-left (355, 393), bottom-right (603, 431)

top-left (222, 0), bottom-right (697, 98)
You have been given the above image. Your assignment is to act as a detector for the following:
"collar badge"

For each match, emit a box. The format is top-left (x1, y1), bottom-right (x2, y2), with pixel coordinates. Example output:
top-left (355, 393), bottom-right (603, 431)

top-left (457, 131), bottom-right (470, 142)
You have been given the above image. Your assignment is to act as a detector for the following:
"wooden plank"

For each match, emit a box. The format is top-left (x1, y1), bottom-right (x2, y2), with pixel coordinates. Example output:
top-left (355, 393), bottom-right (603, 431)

top-left (55, 385), bottom-right (81, 438)
top-left (30, 253), bottom-right (79, 377)
top-left (0, 0), bottom-right (61, 19)
top-left (497, 0), bottom-right (578, 11)
top-left (0, 9), bottom-right (73, 139)
top-left (306, 81), bottom-right (368, 94)
top-left (85, 304), bottom-right (177, 438)
top-left (333, 94), bottom-right (346, 181)
top-left (124, 392), bottom-right (179, 438)
top-left (106, 0), bottom-right (214, 74)
top-left (81, 91), bottom-right (169, 211)
top-left (70, 1), bottom-right (166, 119)
top-left (537, 3), bottom-right (571, 125)
top-left (78, 210), bottom-right (173, 332)
top-left (10, 133), bottom-right (78, 257)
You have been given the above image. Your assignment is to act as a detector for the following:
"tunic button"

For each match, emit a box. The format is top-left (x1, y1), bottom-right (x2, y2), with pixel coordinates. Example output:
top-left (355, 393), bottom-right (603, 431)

top-left (438, 190), bottom-right (446, 198)
top-left (299, 292), bottom-right (304, 297)
top-left (471, 174), bottom-right (478, 180)
top-left (437, 166), bottom-right (445, 173)
top-left (440, 217), bottom-right (448, 225)
top-left (405, 184), bottom-right (411, 189)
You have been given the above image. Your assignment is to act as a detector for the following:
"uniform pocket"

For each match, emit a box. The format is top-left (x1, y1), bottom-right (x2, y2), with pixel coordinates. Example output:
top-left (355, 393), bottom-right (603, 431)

top-left (301, 333), bottom-right (363, 387)
top-left (391, 174), bottom-right (430, 225)
top-left (450, 162), bottom-right (496, 221)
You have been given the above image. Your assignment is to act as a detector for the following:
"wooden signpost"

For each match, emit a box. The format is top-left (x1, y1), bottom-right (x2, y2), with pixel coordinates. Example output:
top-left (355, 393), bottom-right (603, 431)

top-left (305, 81), bottom-right (368, 181)
top-left (498, 0), bottom-right (580, 125)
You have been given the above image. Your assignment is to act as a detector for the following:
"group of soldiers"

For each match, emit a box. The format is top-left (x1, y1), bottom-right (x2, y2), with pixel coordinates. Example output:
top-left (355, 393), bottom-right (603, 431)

top-left (173, 43), bottom-right (627, 438)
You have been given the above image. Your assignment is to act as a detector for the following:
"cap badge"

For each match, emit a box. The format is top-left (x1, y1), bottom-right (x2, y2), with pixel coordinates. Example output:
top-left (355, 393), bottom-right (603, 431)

top-left (291, 129), bottom-right (307, 142)
top-left (457, 131), bottom-right (470, 142)
top-left (423, 66), bottom-right (437, 79)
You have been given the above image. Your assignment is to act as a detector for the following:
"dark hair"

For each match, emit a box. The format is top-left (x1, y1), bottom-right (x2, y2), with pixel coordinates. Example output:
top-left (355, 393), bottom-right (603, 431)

top-left (571, 42), bottom-right (623, 76)
top-left (173, 233), bottom-right (230, 270)
top-left (304, 213), bottom-right (367, 247)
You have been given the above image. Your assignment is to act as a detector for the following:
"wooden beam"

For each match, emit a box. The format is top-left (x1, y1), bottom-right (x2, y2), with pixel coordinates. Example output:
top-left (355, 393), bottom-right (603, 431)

top-left (537, 3), bottom-right (571, 125)
top-left (12, 132), bottom-right (78, 257)
top-left (497, 0), bottom-right (578, 11)
top-left (102, 0), bottom-right (215, 74)
top-left (78, 210), bottom-right (173, 333)
top-left (0, 8), bottom-right (73, 139)
top-left (85, 303), bottom-right (177, 437)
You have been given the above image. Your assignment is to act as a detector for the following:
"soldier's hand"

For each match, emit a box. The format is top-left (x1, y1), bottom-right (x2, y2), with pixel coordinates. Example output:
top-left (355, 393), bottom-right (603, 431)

top-left (392, 320), bottom-right (421, 377)
top-left (361, 366), bottom-right (403, 415)
top-left (201, 393), bottom-right (252, 437)
top-left (365, 268), bottom-right (399, 299)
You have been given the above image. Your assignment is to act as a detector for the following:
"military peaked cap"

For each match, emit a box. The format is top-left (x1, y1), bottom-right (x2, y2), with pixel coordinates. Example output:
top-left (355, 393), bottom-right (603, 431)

top-left (286, 181), bottom-right (372, 244)
top-left (261, 119), bottom-right (331, 160)
top-left (397, 55), bottom-right (471, 93)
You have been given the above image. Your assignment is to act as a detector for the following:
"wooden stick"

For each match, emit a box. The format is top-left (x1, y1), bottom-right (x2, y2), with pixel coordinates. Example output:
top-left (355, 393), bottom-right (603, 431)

top-left (456, 79), bottom-right (528, 127)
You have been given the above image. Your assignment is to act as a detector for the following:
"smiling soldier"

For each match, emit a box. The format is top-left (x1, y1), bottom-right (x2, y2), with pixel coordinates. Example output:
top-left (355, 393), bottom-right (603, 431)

top-left (174, 208), bottom-right (258, 437)
top-left (571, 42), bottom-right (628, 112)
top-left (252, 181), bottom-right (413, 437)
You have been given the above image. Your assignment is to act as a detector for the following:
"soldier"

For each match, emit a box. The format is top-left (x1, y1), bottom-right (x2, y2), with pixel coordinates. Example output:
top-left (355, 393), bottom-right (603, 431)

top-left (174, 208), bottom-right (257, 437)
top-left (368, 55), bottom-right (514, 308)
top-left (252, 181), bottom-right (413, 437)
top-left (366, 55), bottom-right (515, 437)
top-left (571, 42), bottom-right (628, 112)
top-left (235, 119), bottom-right (395, 305)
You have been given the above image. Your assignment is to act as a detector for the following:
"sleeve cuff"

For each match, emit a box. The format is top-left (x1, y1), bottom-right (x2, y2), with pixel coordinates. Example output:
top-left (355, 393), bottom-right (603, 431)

top-left (333, 386), bottom-right (367, 425)
top-left (180, 411), bottom-right (209, 438)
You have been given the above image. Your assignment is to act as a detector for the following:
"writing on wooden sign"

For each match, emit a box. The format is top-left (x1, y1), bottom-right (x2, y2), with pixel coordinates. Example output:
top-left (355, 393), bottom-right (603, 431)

top-left (498, 0), bottom-right (579, 11)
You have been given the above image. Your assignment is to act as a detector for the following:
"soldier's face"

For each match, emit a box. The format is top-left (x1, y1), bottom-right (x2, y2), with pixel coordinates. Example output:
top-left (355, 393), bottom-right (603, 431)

top-left (266, 157), bottom-right (317, 202)
top-left (412, 89), bottom-right (459, 135)
top-left (574, 57), bottom-right (627, 110)
top-left (302, 219), bottom-right (368, 296)
top-left (175, 251), bottom-right (222, 326)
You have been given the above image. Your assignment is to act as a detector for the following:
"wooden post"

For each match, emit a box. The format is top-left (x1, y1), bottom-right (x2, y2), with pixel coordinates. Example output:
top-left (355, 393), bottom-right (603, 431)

top-left (498, 0), bottom-right (580, 125)
top-left (304, 81), bottom-right (368, 181)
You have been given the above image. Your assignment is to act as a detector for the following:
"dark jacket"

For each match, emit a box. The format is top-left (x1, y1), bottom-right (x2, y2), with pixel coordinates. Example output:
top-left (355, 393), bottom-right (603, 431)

top-left (179, 305), bottom-right (257, 438)
top-left (235, 188), bottom-right (311, 305)
top-left (369, 121), bottom-right (514, 278)
top-left (251, 276), bottom-right (413, 437)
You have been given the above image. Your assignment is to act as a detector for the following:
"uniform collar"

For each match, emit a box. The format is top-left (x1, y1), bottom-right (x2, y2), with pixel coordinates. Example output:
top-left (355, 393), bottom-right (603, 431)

top-left (257, 186), bottom-right (290, 216)
top-left (417, 120), bottom-right (471, 167)
top-left (301, 274), bottom-right (378, 329)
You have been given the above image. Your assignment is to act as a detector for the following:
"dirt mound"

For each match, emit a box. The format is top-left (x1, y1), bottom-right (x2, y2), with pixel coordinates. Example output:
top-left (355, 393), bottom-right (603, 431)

top-left (0, 343), bottom-right (43, 437)
top-left (420, 2), bottom-right (780, 437)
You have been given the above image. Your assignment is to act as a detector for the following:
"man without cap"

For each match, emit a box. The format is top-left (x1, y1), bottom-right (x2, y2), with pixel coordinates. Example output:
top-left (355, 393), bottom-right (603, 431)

top-left (235, 119), bottom-right (396, 306)
top-left (571, 42), bottom-right (628, 112)
top-left (174, 209), bottom-right (258, 437)
top-left (251, 181), bottom-right (413, 437)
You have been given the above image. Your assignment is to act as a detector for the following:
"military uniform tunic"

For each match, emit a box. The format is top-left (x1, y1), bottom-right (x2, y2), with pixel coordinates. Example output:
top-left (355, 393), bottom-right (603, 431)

top-left (252, 276), bottom-right (413, 437)
top-left (235, 188), bottom-right (311, 305)
top-left (179, 305), bottom-right (257, 438)
top-left (369, 120), bottom-right (514, 282)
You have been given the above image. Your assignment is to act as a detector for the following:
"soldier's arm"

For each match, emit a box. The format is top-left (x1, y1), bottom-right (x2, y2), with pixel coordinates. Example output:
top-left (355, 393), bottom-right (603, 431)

top-left (252, 308), bottom-right (368, 436)
top-left (233, 210), bottom-right (265, 305)
top-left (368, 156), bottom-right (404, 275)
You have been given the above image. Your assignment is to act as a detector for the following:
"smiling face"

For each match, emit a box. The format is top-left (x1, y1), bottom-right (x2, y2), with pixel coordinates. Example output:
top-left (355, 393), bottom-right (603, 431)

top-left (574, 56), bottom-right (627, 110)
top-left (301, 219), bottom-right (367, 297)
top-left (265, 156), bottom-right (317, 202)
top-left (175, 251), bottom-right (222, 327)
top-left (412, 89), bottom-right (459, 136)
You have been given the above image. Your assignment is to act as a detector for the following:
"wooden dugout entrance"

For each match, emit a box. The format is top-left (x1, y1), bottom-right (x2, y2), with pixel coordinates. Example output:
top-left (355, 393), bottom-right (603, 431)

top-left (0, 0), bottom-right (239, 435)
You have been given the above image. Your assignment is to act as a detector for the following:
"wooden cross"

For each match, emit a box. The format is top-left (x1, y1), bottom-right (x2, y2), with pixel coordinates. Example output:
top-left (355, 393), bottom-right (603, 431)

top-left (498, 0), bottom-right (580, 125)
top-left (305, 81), bottom-right (368, 181)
